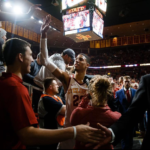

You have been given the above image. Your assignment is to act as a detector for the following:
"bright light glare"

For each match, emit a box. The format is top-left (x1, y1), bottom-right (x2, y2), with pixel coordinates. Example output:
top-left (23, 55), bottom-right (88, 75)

top-left (39, 20), bottom-right (43, 24)
top-left (13, 6), bottom-right (23, 15)
top-left (5, 2), bottom-right (12, 8)
top-left (31, 16), bottom-right (34, 19)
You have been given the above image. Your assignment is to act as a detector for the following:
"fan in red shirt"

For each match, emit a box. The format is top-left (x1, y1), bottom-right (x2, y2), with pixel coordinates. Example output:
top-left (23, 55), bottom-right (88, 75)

top-left (71, 75), bottom-right (121, 149)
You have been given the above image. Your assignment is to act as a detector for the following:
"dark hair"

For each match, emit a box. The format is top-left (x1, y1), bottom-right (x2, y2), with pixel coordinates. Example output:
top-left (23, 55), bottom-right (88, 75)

top-left (44, 77), bottom-right (55, 91)
top-left (79, 53), bottom-right (91, 64)
top-left (2, 38), bottom-right (31, 66)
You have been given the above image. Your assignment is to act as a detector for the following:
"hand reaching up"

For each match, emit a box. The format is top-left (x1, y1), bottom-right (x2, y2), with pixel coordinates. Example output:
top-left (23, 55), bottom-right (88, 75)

top-left (41, 15), bottom-right (51, 37)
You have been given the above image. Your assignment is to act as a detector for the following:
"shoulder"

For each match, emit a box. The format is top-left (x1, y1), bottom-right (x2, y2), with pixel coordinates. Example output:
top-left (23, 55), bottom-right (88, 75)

top-left (141, 74), bottom-right (150, 82)
top-left (131, 88), bottom-right (136, 92)
top-left (42, 96), bottom-right (55, 101)
top-left (107, 110), bottom-right (122, 122)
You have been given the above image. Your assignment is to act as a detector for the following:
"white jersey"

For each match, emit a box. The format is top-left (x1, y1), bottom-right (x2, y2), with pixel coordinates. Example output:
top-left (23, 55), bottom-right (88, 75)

top-left (58, 77), bottom-right (88, 149)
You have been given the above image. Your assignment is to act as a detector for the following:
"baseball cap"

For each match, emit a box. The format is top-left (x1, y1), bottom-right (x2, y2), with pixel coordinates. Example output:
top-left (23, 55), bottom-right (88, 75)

top-left (63, 48), bottom-right (75, 62)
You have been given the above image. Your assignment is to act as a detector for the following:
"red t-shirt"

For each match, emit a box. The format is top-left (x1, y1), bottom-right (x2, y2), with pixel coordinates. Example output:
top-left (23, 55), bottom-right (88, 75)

top-left (71, 101), bottom-right (121, 149)
top-left (0, 73), bottom-right (38, 149)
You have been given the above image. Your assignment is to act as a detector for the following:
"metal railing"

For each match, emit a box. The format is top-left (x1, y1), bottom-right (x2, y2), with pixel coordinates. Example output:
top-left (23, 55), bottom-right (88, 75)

top-left (23, 82), bottom-right (43, 104)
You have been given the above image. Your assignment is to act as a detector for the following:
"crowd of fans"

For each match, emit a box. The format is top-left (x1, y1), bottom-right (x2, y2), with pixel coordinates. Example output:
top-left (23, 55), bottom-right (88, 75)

top-left (0, 6), bottom-right (150, 149)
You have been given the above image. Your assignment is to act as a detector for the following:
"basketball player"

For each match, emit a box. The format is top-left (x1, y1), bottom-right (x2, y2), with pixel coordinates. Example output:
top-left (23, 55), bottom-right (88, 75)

top-left (40, 15), bottom-right (90, 149)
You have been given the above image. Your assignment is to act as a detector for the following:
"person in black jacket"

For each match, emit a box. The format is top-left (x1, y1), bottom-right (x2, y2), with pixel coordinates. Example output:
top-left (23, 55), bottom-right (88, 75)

top-left (23, 53), bottom-right (42, 85)
top-left (90, 74), bottom-right (150, 150)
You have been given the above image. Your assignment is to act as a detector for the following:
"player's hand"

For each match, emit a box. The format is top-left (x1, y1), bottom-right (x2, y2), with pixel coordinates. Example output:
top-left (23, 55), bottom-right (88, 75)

top-left (75, 123), bottom-right (106, 144)
top-left (41, 15), bottom-right (51, 36)
top-left (86, 123), bottom-right (112, 149)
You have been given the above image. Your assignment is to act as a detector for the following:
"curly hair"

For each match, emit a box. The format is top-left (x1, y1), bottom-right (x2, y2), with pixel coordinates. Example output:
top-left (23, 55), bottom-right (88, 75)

top-left (89, 75), bottom-right (112, 107)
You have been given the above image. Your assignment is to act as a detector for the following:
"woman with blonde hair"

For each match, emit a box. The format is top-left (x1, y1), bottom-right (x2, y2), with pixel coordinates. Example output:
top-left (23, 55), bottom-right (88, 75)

top-left (70, 75), bottom-right (121, 149)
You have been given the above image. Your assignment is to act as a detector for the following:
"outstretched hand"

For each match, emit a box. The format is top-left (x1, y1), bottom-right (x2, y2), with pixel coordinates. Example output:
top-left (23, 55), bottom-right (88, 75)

top-left (86, 123), bottom-right (112, 149)
top-left (75, 122), bottom-right (107, 144)
top-left (41, 15), bottom-right (51, 36)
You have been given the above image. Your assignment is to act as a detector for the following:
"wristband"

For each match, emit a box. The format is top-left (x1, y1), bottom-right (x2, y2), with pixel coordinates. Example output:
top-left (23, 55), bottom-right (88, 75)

top-left (73, 126), bottom-right (77, 139)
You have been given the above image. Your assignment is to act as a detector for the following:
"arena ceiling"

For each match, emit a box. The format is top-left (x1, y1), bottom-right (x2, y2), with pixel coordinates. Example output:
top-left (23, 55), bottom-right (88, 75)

top-left (28, 0), bottom-right (150, 27)
top-left (2, 0), bottom-right (150, 48)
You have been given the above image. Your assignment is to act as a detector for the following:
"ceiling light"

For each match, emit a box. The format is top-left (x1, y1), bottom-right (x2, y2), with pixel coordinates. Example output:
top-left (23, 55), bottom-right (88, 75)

top-left (39, 20), bottom-right (43, 24)
top-left (5, 2), bottom-right (12, 8)
top-left (31, 16), bottom-right (34, 19)
top-left (13, 6), bottom-right (23, 15)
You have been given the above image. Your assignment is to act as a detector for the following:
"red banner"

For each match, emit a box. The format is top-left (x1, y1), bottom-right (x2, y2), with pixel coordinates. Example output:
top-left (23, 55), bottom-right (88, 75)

top-left (128, 36), bottom-right (133, 45)
top-left (117, 37), bottom-right (122, 46)
top-left (146, 34), bottom-right (150, 43)
top-left (134, 35), bottom-right (139, 44)
top-left (122, 37), bottom-right (128, 45)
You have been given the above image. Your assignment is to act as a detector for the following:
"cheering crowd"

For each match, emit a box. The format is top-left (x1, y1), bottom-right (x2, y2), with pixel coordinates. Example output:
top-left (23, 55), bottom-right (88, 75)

top-left (0, 5), bottom-right (150, 150)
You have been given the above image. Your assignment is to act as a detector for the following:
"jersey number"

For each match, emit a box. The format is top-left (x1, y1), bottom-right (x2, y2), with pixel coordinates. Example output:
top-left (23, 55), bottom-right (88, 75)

top-left (73, 95), bottom-right (84, 106)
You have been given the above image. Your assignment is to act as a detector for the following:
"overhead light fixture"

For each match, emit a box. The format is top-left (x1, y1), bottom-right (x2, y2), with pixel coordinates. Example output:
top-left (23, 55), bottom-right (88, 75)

top-left (31, 16), bottom-right (34, 19)
top-left (4, 2), bottom-right (12, 8)
top-left (13, 6), bottom-right (23, 15)
top-left (39, 20), bottom-right (43, 24)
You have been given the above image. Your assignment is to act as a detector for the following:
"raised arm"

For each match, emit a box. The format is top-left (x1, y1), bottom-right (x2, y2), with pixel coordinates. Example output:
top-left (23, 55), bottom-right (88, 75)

top-left (40, 15), bottom-right (70, 91)
top-left (0, 4), bottom-right (41, 22)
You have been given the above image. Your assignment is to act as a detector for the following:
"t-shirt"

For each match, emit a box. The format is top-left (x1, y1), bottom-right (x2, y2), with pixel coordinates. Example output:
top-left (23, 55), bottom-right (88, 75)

top-left (71, 104), bottom-right (121, 149)
top-left (38, 95), bottom-right (63, 129)
top-left (0, 73), bottom-right (38, 149)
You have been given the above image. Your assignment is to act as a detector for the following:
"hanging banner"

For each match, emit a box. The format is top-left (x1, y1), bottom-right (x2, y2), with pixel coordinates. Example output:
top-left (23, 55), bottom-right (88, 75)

top-left (23, 29), bottom-right (29, 39)
top-left (111, 38), bottom-right (117, 47)
top-left (95, 40), bottom-right (100, 48)
top-left (140, 35), bottom-right (145, 43)
top-left (1, 22), bottom-right (6, 29)
top-left (134, 35), bottom-right (140, 44)
top-left (101, 40), bottom-right (106, 48)
top-left (128, 36), bottom-right (133, 45)
top-left (106, 39), bottom-right (110, 47)
top-left (5, 22), bottom-right (12, 33)
top-left (117, 37), bottom-right (122, 46)
top-left (90, 41), bottom-right (95, 48)
top-left (33, 32), bottom-right (37, 42)
top-left (145, 34), bottom-right (150, 43)
top-left (29, 30), bottom-right (33, 41)
top-left (122, 37), bottom-right (128, 45)
top-left (37, 34), bottom-right (41, 43)
top-left (12, 24), bottom-right (18, 35)
top-left (17, 26), bottom-right (23, 37)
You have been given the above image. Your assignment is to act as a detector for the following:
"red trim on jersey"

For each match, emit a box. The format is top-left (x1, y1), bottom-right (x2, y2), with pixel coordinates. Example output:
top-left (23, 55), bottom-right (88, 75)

top-left (73, 78), bottom-right (85, 85)
top-left (64, 77), bottom-right (71, 94)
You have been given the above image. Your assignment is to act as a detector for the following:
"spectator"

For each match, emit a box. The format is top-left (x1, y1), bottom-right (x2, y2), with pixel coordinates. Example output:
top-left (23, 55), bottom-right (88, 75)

top-left (38, 77), bottom-right (66, 149)
top-left (70, 75), bottom-right (121, 149)
top-left (115, 76), bottom-right (137, 149)
top-left (23, 53), bottom-right (42, 85)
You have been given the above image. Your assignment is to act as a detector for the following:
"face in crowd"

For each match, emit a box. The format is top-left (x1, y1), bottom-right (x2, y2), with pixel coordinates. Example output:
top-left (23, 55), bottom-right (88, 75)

top-left (123, 77), bottom-right (131, 90)
top-left (49, 80), bottom-right (59, 95)
top-left (74, 54), bottom-right (89, 71)
top-left (63, 54), bottom-right (73, 65)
